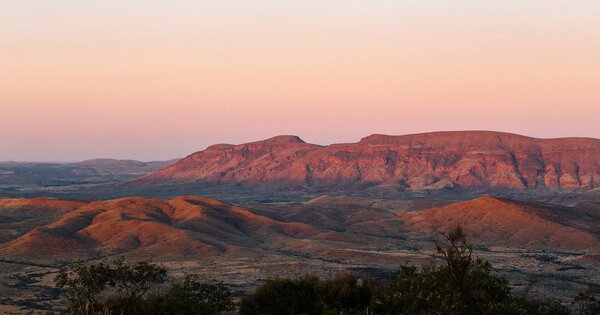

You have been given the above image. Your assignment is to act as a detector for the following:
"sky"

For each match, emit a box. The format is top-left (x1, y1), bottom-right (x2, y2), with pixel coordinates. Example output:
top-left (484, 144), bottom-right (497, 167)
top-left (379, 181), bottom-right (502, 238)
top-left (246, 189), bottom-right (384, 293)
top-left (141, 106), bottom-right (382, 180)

top-left (1, 1), bottom-right (599, 162)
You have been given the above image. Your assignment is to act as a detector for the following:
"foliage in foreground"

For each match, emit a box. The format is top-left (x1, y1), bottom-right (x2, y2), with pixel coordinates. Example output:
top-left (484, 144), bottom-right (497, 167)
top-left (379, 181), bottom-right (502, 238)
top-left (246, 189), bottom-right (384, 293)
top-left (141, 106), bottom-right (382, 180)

top-left (374, 227), bottom-right (518, 314)
top-left (54, 258), bottom-right (233, 315)
top-left (239, 273), bottom-right (380, 315)
top-left (575, 286), bottom-right (600, 315)
top-left (53, 227), bottom-right (600, 315)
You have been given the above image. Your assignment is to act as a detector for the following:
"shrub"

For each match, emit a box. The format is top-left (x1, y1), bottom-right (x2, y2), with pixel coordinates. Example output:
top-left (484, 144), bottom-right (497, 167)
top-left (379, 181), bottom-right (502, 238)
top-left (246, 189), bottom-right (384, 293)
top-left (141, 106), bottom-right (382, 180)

top-left (317, 272), bottom-right (380, 314)
top-left (239, 275), bottom-right (321, 315)
top-left (518, 298), bottom-right (570, 315)
top-left (574, 286), bottom-right (600, 315)
top-left (166, 274), bottom-right (235, 315)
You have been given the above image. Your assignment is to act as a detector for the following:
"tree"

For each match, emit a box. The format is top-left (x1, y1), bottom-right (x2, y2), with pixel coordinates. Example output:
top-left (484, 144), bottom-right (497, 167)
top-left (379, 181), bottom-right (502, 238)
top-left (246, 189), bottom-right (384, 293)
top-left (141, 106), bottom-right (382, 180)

top-left (110, 257), bottom-right (167, 301)
top-left (102, 257), bottom-right (167, 314)
top-left (435, 227), bottom-right (516, 314)
top-left (54, 261), bottom-right (113, 311)
top-left (374, 226), bottom-right (519, 315)
top-left (55, 257), bottom-right (167, 314)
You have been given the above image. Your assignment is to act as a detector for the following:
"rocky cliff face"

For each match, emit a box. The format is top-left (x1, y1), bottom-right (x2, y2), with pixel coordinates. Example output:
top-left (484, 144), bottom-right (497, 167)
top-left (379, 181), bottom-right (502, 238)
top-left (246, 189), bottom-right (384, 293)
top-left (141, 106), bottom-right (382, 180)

top-left (133, 131), bottom-right (600, 193)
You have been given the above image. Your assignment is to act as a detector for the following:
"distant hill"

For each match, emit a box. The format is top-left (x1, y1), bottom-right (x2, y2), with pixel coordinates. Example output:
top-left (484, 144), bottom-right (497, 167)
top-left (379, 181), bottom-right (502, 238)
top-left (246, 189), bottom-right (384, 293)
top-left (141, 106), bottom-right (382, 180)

top-left (75, 158), bottom-right (180, 174)
top-left (131, 131), bottom-right (600, 198)
top-left (0, 158), bottom-right (180, 195)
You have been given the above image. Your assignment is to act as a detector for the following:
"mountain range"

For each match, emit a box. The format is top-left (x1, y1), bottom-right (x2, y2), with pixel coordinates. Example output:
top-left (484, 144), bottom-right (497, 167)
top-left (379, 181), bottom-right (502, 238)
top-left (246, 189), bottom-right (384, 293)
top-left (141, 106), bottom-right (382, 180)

top-left (3, 131), bottom-right (600, 203)
top-left (130, 131), bottom-right (600, 201)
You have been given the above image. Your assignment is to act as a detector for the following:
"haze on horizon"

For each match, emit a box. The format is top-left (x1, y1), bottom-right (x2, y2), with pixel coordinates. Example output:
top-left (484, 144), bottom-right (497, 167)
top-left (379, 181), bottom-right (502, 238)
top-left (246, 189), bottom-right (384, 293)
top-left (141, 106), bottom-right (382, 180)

top-left (1, 1), bottom-right (599, 162)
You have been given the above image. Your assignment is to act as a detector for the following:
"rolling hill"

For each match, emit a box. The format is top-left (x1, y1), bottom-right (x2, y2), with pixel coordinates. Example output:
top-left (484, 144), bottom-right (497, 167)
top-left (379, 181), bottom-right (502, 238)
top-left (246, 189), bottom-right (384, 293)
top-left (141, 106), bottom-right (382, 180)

top-left (0, 196), bottom-right (329, 263)
top-left (2, 195), bottom-right (598, 265)
top-left (397, 196), bottom-right (600, 249)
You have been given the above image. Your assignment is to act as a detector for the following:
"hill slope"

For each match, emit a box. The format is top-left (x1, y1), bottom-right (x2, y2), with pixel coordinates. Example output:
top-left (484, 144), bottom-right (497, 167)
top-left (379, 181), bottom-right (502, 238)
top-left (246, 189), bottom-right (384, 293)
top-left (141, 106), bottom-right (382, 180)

top-left (0, 198), bottom-right (87, 243)
top-left (0, 196), bottom-right (325, 263)
top-left (1, 195), bottom-right (599, 265)
top-left (398, 196), bottom-right (600, 249)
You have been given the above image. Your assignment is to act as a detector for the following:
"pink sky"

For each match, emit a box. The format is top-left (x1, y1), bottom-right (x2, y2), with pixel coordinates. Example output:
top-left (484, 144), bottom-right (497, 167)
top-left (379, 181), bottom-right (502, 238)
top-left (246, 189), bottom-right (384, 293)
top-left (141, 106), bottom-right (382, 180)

top-left (1, 1), bottom-right (599, 161)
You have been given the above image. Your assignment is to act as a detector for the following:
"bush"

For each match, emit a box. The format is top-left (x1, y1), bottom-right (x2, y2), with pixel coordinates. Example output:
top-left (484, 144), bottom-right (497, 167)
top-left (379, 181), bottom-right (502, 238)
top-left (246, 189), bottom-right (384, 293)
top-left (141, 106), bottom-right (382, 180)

top-left (239, 275), bottom-right (321, 315)
top-left (55, 259), bottom-right (236, 315)
top-left (518, 298), bottom-right (570, 315)
top-left (574, 286), bottom-right (600, 315)
top-left (166, 274), bottom-right (235, 315)
top-left (317, 272), bottom-right (380, 314)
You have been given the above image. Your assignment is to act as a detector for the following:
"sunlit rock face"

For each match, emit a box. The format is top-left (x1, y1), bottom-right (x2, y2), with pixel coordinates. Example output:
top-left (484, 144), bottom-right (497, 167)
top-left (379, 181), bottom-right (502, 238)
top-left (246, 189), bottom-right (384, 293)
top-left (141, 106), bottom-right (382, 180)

top-left (133, 131), bottom-right (600, 192)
